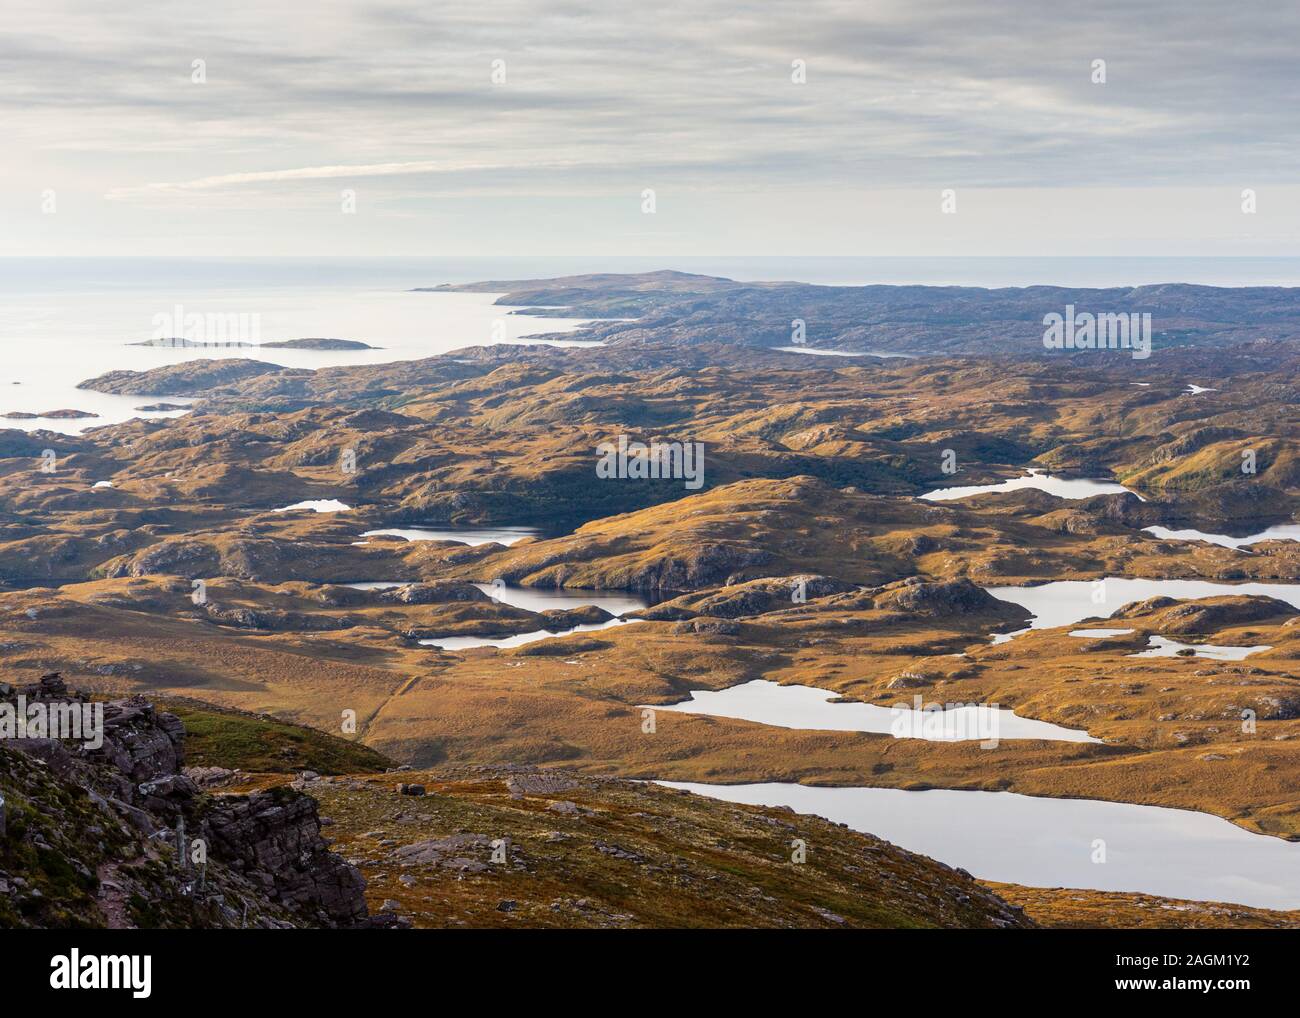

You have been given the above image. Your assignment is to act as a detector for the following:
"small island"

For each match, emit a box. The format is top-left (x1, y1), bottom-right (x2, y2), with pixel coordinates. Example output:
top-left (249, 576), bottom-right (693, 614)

top-left (2, 408), bottom-right (100, 419)
top-left (261, 337), bottom-right (377, 350)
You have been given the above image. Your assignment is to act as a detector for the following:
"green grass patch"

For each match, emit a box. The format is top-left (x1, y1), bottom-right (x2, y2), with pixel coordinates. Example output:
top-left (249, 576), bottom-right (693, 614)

top-left (168, 706), bottom-right (393, 775)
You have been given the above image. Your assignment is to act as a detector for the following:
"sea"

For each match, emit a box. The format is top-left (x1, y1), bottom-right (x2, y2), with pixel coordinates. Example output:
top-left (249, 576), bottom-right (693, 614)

top-left (2, 256), bottom-right (1298, 435)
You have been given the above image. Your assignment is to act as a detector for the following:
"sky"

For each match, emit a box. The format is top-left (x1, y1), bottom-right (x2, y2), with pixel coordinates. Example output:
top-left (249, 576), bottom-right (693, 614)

top-left (3, 0), bottom-right (1299, 257)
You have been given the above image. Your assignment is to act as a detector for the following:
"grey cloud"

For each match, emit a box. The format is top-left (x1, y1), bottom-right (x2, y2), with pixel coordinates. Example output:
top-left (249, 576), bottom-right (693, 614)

top-left (2, 0), bottom-right (1297, 251)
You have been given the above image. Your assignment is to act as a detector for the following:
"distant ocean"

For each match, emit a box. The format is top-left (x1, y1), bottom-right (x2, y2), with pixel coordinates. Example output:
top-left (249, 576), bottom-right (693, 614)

top-left (6, 255), bottom-right (1300, 292)
top-left (1, 256), bottom-right (1297, 435)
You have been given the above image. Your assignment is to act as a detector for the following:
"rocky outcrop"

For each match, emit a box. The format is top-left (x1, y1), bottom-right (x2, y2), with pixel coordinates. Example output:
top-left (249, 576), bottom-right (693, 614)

top-left (78, 358), bottom-right (286, 396)
top-left (1148, 427), bottom-right (1248, 465)
top-left (202, 604), bottom-right (356, 632)
top-left (100, 535), bottom-right (416, 585)
top-left (89, 696), bottom-right (186, 799)
top-left (872, 577), bottom-right (1022, 619)
top-left (654, 542), bottom-right (774, 589)
top-left (0, 677), bottom-right (374, 929)
top-left (1111, 595), bottom-right (1298, 634)
top-left (378, 581), bottom-right (487, 605)
top-left (539, 605), bottom-right (614, 629)
top-left (202, 788), bottom-right (368, 925)
top-left (652, 575), bottom-right (858, 619)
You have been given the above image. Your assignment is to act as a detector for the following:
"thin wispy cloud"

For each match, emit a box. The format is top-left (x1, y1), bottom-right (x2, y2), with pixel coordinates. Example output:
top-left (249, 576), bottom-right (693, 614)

top-left (104, 158), bottom-right (596, 200)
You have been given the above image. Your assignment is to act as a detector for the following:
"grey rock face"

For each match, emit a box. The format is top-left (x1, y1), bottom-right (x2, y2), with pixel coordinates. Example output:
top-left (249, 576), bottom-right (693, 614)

top-left (1, 675), bottom-right (372, 929)
top-left (203, 789), bottom-right (369, 924)
top-left (88, 696), bottom-right (186, 792)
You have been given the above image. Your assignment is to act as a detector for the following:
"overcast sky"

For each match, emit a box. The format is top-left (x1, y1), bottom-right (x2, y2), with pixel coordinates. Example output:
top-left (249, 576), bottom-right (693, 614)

top-left (4, 0), bottom-right (1299, 256)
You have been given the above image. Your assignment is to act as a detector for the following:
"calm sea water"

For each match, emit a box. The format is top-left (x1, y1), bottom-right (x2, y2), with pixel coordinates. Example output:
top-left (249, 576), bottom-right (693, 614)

top-left (3, 256), bottom-right (1298, 434)
top-left (0, 259), bottom-right (604, 433)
